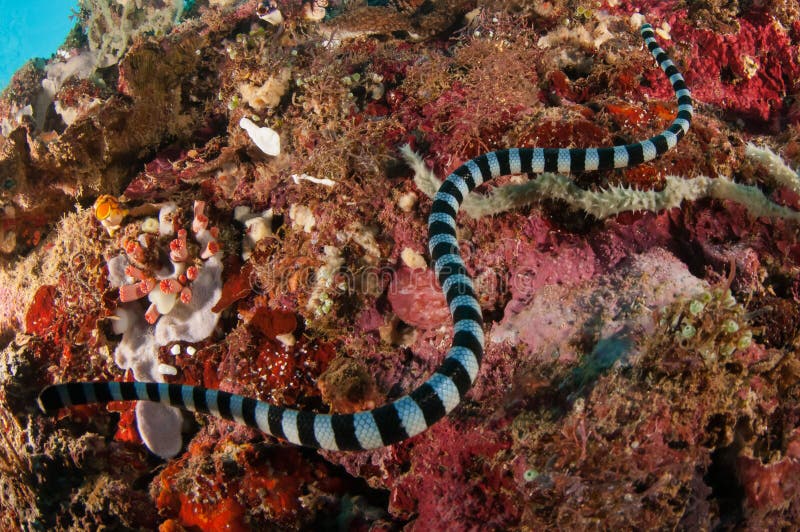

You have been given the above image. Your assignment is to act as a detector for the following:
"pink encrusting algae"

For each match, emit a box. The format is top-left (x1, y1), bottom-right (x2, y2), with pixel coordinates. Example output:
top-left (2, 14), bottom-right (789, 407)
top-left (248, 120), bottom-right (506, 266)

top-left (3, 0), bottom-right (800, 529)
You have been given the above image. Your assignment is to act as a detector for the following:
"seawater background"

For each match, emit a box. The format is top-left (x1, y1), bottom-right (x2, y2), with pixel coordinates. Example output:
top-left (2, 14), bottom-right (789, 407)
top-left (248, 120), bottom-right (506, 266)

top-left (0, 0), bottom-right (78, 90)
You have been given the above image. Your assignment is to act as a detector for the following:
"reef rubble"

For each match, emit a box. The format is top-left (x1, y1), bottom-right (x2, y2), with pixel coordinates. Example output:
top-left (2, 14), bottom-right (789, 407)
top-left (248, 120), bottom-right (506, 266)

top-left (2, 0), bottom-right (800, 529)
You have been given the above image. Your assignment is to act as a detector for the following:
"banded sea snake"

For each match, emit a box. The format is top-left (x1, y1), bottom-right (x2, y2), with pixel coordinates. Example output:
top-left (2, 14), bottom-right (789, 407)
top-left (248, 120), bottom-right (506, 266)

top-left (37, 22), bottom-right (693, 452)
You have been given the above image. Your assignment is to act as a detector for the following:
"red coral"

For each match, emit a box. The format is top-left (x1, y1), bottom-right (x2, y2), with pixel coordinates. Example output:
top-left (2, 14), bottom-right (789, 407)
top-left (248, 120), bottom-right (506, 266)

top-left (248, 337), bottom-right (334, 404)
top-left (212, 259), bottom-right (253, 312)
top-left (155, 440), bottom-right (345, 530)
top-left (243, 304), bottom-right (297, 338)
top-left (517, 116), bottom-right (611, 149)
top-left (605, 102), bottom-right (650, 128)
top-left (212, 305), bottom-right (336, 406)
top-left (388, 421), bottom-right (518, 528)
top-left (110, 403), bottom-right (142, 445)
top-left (24, 285), bottom-right (57, 336)
top-left (646, 14), bottom-right (799, 127)
top-left (547, 70), bottom-right (589, 102)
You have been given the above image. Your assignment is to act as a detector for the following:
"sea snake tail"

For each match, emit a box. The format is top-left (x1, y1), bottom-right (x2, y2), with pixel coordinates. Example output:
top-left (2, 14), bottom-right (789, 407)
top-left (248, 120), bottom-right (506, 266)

top-left (37, 22), bottom-right (692, 451)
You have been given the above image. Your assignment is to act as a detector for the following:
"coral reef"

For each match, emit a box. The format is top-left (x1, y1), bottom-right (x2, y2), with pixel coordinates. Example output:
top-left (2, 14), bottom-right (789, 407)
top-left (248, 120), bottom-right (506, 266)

top-left (79, 0), bottom-right (186, 69)
top-left (3, 0), bottom-right (800, 529)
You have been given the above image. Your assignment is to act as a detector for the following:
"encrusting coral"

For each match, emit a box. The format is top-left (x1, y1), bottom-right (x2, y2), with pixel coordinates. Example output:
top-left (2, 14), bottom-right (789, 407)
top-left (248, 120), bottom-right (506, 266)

top-left (4, 0), bottom-right (800, 529)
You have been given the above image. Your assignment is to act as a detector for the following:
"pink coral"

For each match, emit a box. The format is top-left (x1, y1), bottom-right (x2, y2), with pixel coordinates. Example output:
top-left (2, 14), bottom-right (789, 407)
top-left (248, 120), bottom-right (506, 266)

top-left (737, 454), bottom-right (800, 511)
top-left (389, 422), bottom-right (518, 528)
top-left (387, 265), bottom-right (450, 329)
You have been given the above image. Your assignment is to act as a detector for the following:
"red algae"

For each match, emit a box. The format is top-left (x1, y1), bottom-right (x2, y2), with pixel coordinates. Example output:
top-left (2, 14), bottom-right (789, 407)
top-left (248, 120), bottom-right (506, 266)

top-left (242, 303), bottom-right (297, 338)
top-left (625, 9), bottom-right (800, 128)
top-left (211, 302), bottom-right (337, 406)
top-left (24, 285), bottom-right (57, 336)
top-left (737, 454), bottom-right (800, 512)
top-left (110, 403), bottom-right (143, 446)
top-left (211, 260), bottom-right (253, 313)
top-left (388, 422), bottom-right (517, 528)
top-left (155, 440), bottom-right (347, 530)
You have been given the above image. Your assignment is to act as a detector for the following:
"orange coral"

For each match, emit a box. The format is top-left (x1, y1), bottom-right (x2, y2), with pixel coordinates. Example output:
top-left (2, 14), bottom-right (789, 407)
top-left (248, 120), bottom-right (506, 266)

top-left (155, 441), bottom-right (344, 529)
top-left (94, 194), bottom-right (129, 235)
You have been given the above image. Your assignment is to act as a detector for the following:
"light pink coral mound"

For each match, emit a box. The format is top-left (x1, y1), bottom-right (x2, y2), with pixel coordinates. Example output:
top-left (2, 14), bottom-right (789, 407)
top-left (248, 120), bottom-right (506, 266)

top-left (494, 247), bottom-right (707, 363)
top-left (388, 265), bottom-right (450, 329)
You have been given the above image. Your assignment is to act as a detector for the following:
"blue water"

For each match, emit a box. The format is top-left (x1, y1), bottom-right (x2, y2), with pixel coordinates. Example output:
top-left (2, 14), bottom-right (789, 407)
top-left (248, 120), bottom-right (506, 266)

top-left (0, 0), bottom-right (78, 90)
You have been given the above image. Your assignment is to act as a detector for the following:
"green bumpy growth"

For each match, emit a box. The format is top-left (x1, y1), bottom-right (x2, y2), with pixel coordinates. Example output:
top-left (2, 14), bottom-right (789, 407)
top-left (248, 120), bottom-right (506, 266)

top-left (658, 287), bottom-right (753, 365)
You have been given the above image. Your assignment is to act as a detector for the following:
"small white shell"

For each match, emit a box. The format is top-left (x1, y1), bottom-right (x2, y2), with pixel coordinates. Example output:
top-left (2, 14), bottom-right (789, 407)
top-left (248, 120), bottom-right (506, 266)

top-left (240, 117), bottom-right (280, 156)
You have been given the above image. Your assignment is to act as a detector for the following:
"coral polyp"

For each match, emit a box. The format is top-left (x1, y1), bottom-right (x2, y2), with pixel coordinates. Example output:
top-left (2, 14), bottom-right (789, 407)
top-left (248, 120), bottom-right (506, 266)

top-left (111, 200), bottom-right (221, 325)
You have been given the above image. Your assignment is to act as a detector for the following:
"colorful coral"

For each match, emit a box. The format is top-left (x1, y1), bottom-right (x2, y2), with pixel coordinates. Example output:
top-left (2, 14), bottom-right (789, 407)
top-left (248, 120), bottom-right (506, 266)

top-left (4, 0), bottom-right (800, 529)
top-left (104, 199), bottom-right (225, 458)
top-left (111, 200), bottom-right (221, 325)
top-left (154, 439), bottom-right (350, 530)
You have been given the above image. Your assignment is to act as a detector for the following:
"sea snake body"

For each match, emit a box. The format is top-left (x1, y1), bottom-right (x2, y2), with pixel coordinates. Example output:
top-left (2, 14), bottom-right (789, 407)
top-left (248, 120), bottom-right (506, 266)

top-left (37, 22), bottom-right (693, 452)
